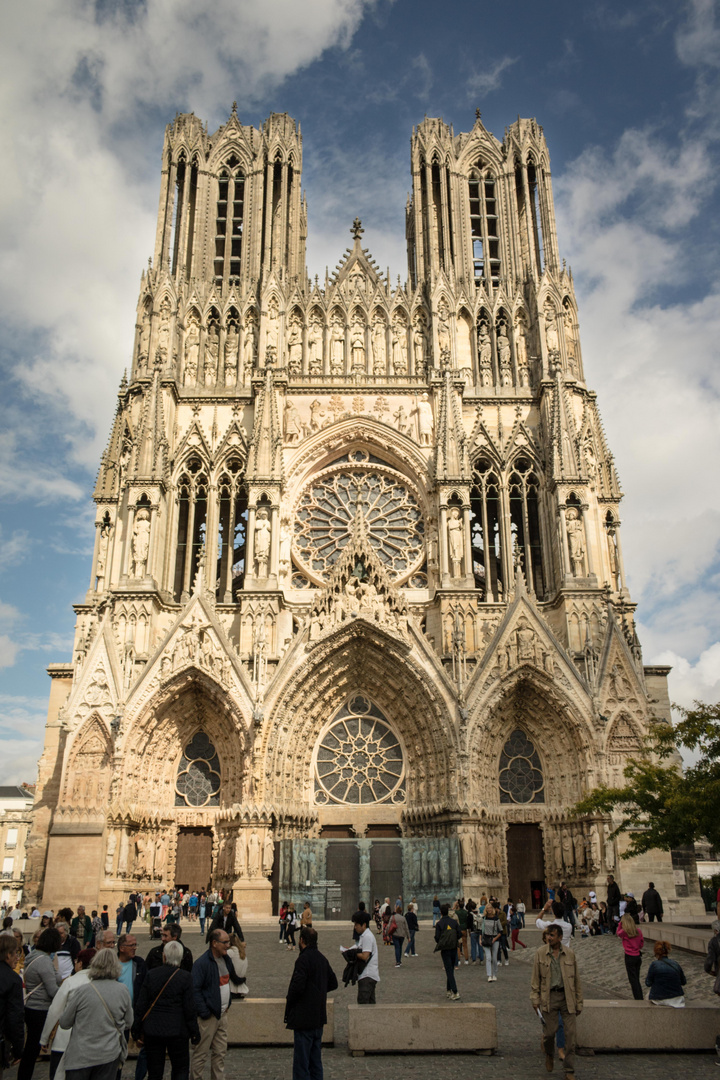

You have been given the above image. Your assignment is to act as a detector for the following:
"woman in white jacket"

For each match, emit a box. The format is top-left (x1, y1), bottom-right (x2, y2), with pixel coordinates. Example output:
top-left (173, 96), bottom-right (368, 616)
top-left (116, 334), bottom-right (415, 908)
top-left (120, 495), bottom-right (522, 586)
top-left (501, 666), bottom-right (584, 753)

top-left (40, 948), bottom-right (96, 1080)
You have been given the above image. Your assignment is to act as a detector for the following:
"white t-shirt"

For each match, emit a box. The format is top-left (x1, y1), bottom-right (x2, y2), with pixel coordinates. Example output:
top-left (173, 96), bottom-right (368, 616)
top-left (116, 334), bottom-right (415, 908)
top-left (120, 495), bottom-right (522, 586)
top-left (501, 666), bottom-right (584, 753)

top-left (357, 928), bottom-right (380, 983)
top-left (215, 956), bottom-right (231, 1015)
top-left (535, 916), bottom-right (573, 948)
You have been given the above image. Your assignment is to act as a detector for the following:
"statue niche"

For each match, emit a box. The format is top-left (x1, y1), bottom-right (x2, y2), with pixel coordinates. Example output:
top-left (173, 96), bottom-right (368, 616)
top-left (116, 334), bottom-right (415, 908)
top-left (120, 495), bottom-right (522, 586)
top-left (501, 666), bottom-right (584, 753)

top-left (66, 720), bottom-right (112, 809)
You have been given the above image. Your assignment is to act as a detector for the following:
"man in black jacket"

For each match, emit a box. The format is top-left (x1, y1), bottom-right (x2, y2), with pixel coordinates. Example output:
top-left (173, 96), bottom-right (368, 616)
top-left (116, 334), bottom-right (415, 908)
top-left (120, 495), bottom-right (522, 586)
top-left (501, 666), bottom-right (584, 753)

top-left (147, 924), bottom-right (194, 973)
top-left (0, 935), bottom-right (24, 1063)
top-left (641, 882), bottom-right (663, 922)
top-left (284, 927), bottom-right (338, 1080)
top-left (434, 903), bottom-right (461, 1000)
top-left (205, 901), bottom-right (244, 943)
top-left (606, 875), bottom-right (621, 933)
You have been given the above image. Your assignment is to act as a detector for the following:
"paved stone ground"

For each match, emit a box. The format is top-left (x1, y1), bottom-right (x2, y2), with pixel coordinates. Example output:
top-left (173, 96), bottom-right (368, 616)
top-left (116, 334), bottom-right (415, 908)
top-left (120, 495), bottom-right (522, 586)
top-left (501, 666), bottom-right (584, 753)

top-left (33, 920), bottom-right (720, 1080)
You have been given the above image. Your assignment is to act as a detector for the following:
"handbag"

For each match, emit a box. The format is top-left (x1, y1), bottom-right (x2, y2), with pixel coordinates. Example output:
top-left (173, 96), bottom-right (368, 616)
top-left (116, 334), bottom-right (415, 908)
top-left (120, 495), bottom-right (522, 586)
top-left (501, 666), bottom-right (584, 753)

top-left (387, 917), bottom-right (398, 936)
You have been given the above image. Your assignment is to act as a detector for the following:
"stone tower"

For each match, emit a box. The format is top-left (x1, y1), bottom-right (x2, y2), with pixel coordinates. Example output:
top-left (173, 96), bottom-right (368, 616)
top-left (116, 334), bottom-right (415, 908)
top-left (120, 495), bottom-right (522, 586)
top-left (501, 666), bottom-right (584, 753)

top-left (26, 108), bottom-right (701, 918)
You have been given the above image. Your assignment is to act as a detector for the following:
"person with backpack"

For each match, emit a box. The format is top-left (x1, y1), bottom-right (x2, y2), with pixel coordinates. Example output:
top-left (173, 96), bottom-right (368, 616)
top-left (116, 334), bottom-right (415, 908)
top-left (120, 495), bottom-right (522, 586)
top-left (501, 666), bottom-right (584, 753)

top-left (481, 902), bottom-right (503, 983)
top-left (434, 904), bottom-right (461, 1001)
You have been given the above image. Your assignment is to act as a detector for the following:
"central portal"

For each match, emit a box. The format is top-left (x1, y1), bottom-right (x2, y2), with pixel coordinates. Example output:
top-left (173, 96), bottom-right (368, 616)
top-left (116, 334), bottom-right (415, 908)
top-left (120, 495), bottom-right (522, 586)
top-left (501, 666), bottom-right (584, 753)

top-left (506, 823), bottom-right (545, 910)
top-left (175, 827), bottom-right (213, 892)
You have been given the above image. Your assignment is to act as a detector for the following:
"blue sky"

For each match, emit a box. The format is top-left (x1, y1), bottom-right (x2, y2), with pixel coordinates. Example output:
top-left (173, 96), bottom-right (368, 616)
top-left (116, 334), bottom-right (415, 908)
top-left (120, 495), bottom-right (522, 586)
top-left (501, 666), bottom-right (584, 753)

top-left (1, 0), bottom-right (719, 783)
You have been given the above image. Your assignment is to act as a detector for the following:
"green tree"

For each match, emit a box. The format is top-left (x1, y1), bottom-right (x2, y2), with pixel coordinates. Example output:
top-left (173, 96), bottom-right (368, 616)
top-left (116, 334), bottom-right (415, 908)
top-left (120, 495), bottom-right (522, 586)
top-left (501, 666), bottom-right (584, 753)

top-left (573, 701), bottom-right (720, 858)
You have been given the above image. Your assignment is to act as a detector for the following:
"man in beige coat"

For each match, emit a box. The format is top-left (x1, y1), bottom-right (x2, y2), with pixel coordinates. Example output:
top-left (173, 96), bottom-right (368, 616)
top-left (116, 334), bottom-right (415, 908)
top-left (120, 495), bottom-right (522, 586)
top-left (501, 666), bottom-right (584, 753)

top-left (530, 923), bottom-right (583, 1078)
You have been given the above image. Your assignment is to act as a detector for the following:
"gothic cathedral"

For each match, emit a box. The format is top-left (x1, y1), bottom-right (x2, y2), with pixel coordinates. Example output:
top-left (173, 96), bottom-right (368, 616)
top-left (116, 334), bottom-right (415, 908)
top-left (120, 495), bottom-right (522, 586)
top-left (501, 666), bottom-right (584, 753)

top-left (26, 108), bottom-right (701, 917)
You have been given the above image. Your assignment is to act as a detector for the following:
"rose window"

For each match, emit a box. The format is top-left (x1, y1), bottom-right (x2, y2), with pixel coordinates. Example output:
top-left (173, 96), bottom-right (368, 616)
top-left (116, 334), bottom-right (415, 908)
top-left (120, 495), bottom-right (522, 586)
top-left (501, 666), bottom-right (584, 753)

top-left (498, 728), bottom-right (544, 804)
top-left (314, 695), bottom-right (405, 805)
top-left (293, 458), bottom-right (424, 584)
top-left (175, 731), bottom-right (221, 807)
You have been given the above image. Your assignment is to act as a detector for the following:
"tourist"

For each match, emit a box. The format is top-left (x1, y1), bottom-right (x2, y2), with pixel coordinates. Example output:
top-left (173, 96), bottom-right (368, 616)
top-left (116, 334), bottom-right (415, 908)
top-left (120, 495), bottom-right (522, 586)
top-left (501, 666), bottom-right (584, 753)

top-left (481, 903), bottom-right (502, 983)
top-left (197, 896), bottom-right (207, 937)
top-left (18, 927), bottom-right (63, 1080)
top-left (597, 901), bottom-right (610, 934)
top-left (147, 925), bottom-right (193, 973)
top-left (705, 919), bottom-right (720, 978)
top-left (510, 905), bottom-right (527, 950)
top-left (434, 903), bottom-right (461, 1000)
top-left (531, 922), bottom-right (583, 1078)
top-left (90, 910), bottom-right (103, 947)
top-left (516, 898), bottom-right (526, 928)
top-left (431, 895), bottom-right (441, 927)
top-left (132, 939), bottom-right (199, 1080)
top-left (645, 941), bottom-right (687, 1007)
top-left (58, 949), bottom-right (133, 1080)
top-left (284, 927), bottom-right (338, 1080)
top-left (278, 901), bottom-right (288, 944)
top-left (205, 901), bottom-right (243, 944)
top-left (300, 902), bottom-right (313, 931)
top-left (0, 934), bottom-right (24, 1066)
top-left (536, 899), bottom-right (573, 946)
top-left (455, 900), bottom-right (469, 964)
top-left (351, 910), bottom-right (379, 1004)
top-left (190, 929), bottom-right (239, 1080)
top-left (116, 902), bottom-right (125, 937)
top-left (55, 922), bottom-right (81, 981)
top-left (40, 947), bottom-right (96, 1080)
top-left (606, 875), bottom-right (621, 932)
top-left (617, 913), bottom-right (644, 1000)
top-left (70, 906), bottom-right (93, 947)
top-left (95, 930), bottom-right (116, 951)
top-left (117, 934), bottom-right (147, 1053)
top-left (496, 902), bottom-right (510, 966)
top-left (624, 892), bottom-right (640, 923)
top-left (188, 893), bottom-right (198, 923)
top-left (285, 904), bottom-right (298, 950)
top-left (40, 913), bottom-right (54, 930)
top-left (467, 900), bottom-right (483, 965)
top-left (100, 906), bottom-right (109, 932)
top-left (641, 882), bottom-right (663, 923)
top-left (404, 903), bottom-right (419, 957)
top-left (389, 905), bottom-right (409, 967)
top-left (225, 935), bottom-right (248, 999)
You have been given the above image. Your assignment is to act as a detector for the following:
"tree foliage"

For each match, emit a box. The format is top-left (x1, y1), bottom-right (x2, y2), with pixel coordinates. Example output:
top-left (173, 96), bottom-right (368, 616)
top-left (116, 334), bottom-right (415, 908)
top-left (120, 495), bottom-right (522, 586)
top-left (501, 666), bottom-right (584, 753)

top-left (573, 701), bottom-right (720, 858)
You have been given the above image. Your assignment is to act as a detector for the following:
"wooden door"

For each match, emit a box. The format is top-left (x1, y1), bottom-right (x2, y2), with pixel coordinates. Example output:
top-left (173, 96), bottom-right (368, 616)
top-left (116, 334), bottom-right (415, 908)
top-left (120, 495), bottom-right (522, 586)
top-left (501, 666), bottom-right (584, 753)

top-left (175, 828), bottom-right (213, 892)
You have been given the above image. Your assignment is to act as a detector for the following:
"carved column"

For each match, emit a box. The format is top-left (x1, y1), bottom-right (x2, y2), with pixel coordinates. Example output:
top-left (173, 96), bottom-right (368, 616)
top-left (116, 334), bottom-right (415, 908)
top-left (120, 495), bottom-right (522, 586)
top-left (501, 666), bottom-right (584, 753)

top-left (357, 839), bottom-right (372, 907)
top-left (439, 504), bottom-right (449, 579)
top-left (557, 504), bottom-right (571, 579)
top-left (580, 503), bottom-right (595, 577)
top-left (462, 504), bottom-right (473, 582)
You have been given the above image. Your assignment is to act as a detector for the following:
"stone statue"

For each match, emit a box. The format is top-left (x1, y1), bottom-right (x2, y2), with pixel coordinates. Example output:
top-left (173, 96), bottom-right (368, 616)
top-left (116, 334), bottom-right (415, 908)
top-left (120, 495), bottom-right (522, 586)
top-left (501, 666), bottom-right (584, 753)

top-left (137, 305), bottom-right (151, 368)
top-left (284, 400), bottom-right (302, 444)
top-left (447, 507), bottom-right (464, 577)
top-left (371, 316), bottom-right (386, 374)
top-left (183, 316), bottom-right (200, 386)
top-left (391, 317), bottom-right (408, 374)
top-left (156, 298), bottom-right (171, 360)
top-left (573, 828), bottom-right (586, 870)
top-left (497, 324), bottom-right (512, 386)
top-left (564, 304), bottom-right (578, 375)
top-left (224, 324), bottom-right (239, 387)
top-left (130, 508), bottom-right (150, 578)
top-left (308, 315), bottom-right (323, 374)
top-left (287, 316), bottom-right (303, 375)
top-left (439, 841), bottom-right (450, 883)
top-left (204, 323), bottom-right (219, 386)
top-left (561, 827), bottom-right (573, 871)
top-left (330, 316), bottom-right (344, 375)
top-left (104, 831), bottom-right (117, 876)
top-left (234, 831), bottom-right (247, 876)
top-left (243, 313), bottom-right (258, 374)
top-left (154, 836), bottom-right (167, 880)
top-left (566, 507), bottom-right (585, 576)
top-left (603, 823), bottom-right (616, 870)
top-left (247, 830), bottom-right (260, 877)
top-left (516, 318), bottom-right (530, 386)
top-left (279, 515), bottom-right (292, 579)
top-left (254, 509), bottom-right (271, 578)
top-left (96, 518), bottom-right (111, 592)
top-left (545, 305), bottom-right (559, 363)
top-left (437, 301), bottom-right (451, 359)
top-left (350, 318), bottom-right (365, 374)
top-left (413, 392), bottom-right (433, 446)
top-left (413, 314), bottom-right (428, 374)
top-left (516, 619), bottom-right (535, 662)
top-left (263, 831), bottom-right (274, 875)
top-left (478, 321), bottom-right (492, 386)
top-left (265, 298), bottom-right (279, 361)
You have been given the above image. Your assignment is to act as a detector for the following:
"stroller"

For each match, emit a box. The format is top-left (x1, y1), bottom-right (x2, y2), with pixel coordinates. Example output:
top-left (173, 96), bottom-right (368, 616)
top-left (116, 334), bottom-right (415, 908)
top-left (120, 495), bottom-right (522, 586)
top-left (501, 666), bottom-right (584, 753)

top-left (150, 916), bottom-right (163, 938)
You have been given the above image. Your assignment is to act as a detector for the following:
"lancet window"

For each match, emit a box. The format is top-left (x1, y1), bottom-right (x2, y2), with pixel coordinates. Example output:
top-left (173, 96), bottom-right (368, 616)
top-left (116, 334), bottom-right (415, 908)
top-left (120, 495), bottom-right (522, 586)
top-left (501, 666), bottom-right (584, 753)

top-left (175, 732), bottom-right (221, 807)
top-left (214, 163), bottom-right (245, 284)
top-left (169, 155), bottom-right (198, 279)
top-left (173, 457), bottom-right (208, 601)
top-left (216, 459), bottom-right (248, 603)
top-left (498, 729), bottom-right (544, 804)
top-left (527, 159), bottom-right (545, 273)
top-left (468, 164), bottom-right (500, 287)
top-left (470, 457), bottom-right (546, 600)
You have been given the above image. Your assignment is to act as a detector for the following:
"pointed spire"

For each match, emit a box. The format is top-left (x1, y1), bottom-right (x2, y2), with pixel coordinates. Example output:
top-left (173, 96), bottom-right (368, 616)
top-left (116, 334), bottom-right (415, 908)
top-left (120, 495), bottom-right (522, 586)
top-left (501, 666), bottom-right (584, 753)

top-left (246, 364), bottom-right (284, 482)
top-left (434, 361), bottom-right (470, 481)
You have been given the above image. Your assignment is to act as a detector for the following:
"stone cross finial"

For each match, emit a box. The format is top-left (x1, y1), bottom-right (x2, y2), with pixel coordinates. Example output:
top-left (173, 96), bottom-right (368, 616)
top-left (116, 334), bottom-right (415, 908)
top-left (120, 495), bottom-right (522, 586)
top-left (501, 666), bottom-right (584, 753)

top-left (351, 217), bottom-right (364, 241)
top-left (231, 101), bottom-right (238, 115)
top-left (475, 108), bottom-right (481, 121)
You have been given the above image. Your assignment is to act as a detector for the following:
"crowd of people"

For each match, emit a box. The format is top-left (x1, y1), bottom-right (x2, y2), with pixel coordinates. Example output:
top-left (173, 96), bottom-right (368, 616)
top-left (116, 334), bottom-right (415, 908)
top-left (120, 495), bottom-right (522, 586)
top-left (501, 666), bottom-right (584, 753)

top-left (0, 878), bottom-right (716, 1080)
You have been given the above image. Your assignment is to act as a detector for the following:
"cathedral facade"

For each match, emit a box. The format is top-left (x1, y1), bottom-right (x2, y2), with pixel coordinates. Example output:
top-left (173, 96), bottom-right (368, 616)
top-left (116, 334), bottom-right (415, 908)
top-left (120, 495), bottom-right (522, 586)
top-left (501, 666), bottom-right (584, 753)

top-left (26, 108), bottom-right (700, 918)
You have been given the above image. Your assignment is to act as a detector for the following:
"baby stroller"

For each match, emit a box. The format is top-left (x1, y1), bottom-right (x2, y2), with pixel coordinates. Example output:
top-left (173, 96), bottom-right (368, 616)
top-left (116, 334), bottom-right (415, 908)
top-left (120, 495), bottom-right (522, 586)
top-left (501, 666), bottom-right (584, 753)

top-left (150, 916), bottom-right (163, 938)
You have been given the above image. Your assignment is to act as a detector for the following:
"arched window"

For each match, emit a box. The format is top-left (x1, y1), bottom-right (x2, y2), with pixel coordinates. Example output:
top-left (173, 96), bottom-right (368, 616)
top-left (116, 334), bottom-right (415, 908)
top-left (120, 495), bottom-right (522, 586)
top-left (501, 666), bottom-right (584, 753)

top-left (214, 166), bottom-right (245, 284)
top-left (173, 457), bottom-right (208, 601)
top-left (470, 458), bottom-right (504, 599)
top-left (527, 159), bottom-right (545, 273)
top-left (508, 457), bottom-right (545, 597)
top-left (216, 460), bottom-right (248, 602)
top-left (314, 694), bottom-right (405, 806)
top-left (468, 163), bottom-right (500, 287)
top-left (175, 732), bottom-right (221, 807)
top-left (171, 156), bottom-right (186, 277)
top-left (499, 729), bottom-right (544, 804)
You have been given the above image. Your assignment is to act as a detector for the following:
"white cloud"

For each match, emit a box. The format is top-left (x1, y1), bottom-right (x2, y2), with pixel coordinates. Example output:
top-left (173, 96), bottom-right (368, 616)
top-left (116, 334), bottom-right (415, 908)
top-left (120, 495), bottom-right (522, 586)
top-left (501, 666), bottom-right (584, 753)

top-left (466, 56), bottom-right (518, 96)
top-left (0, 694), bottom-right (48, 784)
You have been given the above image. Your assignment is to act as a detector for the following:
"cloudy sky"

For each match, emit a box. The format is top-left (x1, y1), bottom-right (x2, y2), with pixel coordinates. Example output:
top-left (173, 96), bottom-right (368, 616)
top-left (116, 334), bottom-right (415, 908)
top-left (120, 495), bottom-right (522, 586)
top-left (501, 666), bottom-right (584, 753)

top-left (1, 0), bottom-right (719, 783)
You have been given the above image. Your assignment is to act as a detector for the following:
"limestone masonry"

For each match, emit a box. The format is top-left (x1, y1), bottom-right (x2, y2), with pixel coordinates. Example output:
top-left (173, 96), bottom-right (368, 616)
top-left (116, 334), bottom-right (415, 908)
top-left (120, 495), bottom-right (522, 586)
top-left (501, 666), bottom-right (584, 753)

top-left (25, 108), bottom-right (703, 917)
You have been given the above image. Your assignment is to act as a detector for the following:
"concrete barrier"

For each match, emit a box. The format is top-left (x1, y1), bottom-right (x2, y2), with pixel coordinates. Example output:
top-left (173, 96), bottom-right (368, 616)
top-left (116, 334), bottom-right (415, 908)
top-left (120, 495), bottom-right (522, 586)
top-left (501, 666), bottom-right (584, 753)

top-left (640, 922), bottom-right (712, 956)
top-left (577, 1000), bottom-right (719, 1051)
top-left (225, 998), bottom-right (334, 1045)
top-left (347, 1003), bottom-right (497, 1055)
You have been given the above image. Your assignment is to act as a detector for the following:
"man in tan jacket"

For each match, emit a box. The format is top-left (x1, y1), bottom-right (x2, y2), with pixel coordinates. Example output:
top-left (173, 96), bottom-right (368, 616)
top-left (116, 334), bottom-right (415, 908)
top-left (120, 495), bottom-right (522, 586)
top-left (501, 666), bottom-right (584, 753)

top-left (530, 923), bottom-right (583, 1078)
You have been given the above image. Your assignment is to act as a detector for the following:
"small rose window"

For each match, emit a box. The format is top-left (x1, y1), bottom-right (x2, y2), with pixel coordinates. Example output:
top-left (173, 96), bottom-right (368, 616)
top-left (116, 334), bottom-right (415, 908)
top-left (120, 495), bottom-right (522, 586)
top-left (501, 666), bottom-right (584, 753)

top-left (175, 732), bottom-right (221, 807)
top-left (498, 728), bottom-right (544, 804)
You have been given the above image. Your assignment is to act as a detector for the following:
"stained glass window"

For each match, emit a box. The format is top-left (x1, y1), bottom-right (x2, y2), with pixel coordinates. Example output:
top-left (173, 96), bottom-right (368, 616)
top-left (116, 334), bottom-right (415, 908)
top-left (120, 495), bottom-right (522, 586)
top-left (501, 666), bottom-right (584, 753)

top-left (293, 465), bottom-right (424, 584)
top-left (175, 731), bottom-right (221, 807)
top-left (498, 728), bottom-right (544, 804)
top-left (314, 695), bottom-right (405, 805)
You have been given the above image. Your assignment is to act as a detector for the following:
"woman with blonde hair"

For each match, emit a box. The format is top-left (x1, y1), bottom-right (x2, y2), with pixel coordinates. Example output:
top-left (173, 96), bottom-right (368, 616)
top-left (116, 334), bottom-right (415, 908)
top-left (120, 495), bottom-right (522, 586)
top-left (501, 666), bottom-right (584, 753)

top-left (617, 912), bottom-right (644, 999)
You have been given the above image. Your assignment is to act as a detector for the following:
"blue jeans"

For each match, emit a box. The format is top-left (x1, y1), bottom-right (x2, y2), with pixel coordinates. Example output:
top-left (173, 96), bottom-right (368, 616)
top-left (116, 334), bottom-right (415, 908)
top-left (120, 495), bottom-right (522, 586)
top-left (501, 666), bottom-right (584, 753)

top-left (199, 917), bottom-right (206, 934)
top-left (470, 931), bottom-right (484, 962)
top-left (485, 940), bottom-right (499, 977)
top-left (432, 910), bottom-right (440, 926)
top-left (393, 936), bottom-right (403, 964)
top-left (441, 949), bottom-right (457, 993)
top-left (404, 930), bottom-right (416, 955)
top-left (293, 1027), bottom-right (323, 1080)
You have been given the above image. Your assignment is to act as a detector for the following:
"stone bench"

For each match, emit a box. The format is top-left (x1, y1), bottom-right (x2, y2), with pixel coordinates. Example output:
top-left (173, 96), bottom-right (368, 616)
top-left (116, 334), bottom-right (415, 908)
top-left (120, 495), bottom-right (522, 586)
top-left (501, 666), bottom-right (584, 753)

top-left (347, 1003), bottom-right (497, 1055)
top-left (640, 922), bottom-right (711, 956)
top-left (225, 998), bottom-right (334, 1046)
top-left (577, 1000), bottom-right (719, 1051)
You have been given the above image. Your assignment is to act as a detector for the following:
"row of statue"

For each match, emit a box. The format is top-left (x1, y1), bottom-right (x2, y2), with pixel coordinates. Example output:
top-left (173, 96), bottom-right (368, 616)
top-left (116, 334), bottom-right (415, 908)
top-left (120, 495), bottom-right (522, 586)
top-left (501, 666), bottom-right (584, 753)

top-left (136, 295), bottom-right (581, 386)
top-left (215, 827), bottom-right (275, 879)
top-left (544, 821), bottom-right (615, 877)
top-left (104, 829), bottom-right (168, 881)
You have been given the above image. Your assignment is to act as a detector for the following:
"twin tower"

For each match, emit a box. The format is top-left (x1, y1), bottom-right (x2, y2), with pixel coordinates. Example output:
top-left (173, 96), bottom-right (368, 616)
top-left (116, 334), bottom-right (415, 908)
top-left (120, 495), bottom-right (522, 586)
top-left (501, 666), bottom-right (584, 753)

top-left (26, 107), bottom-right (700, 919)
